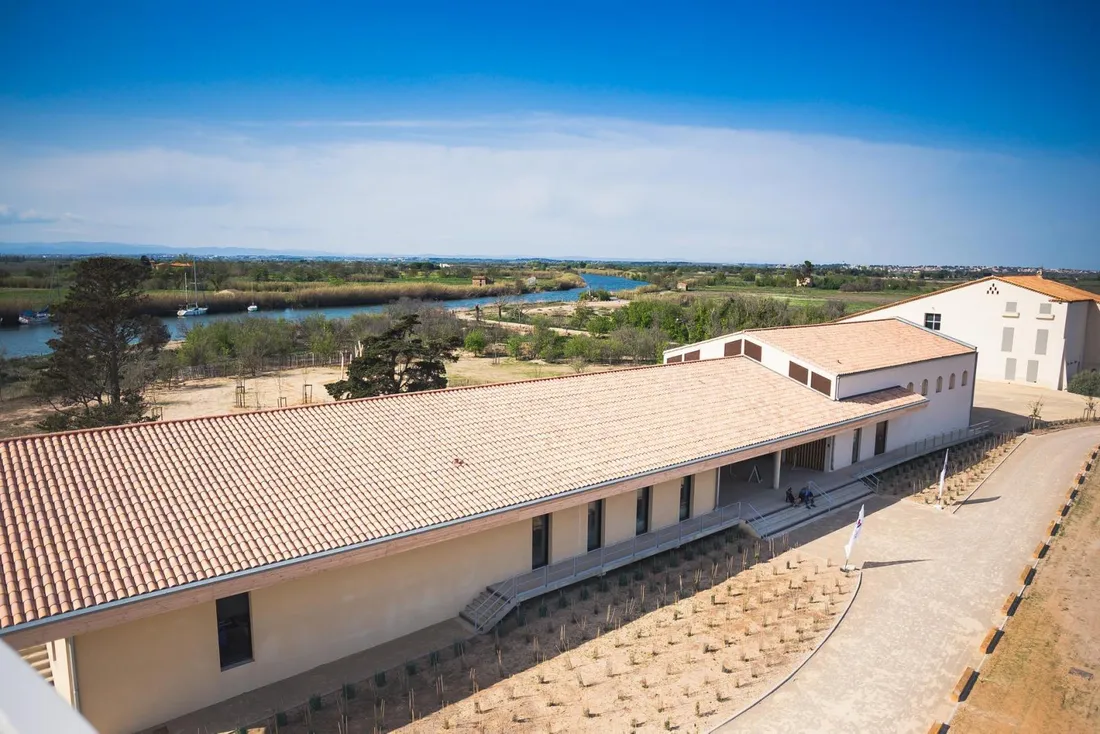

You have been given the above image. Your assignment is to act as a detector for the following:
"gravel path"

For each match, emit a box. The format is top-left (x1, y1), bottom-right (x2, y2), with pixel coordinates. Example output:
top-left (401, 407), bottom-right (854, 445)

top-left (717, 426), bottom-right (1100, 734)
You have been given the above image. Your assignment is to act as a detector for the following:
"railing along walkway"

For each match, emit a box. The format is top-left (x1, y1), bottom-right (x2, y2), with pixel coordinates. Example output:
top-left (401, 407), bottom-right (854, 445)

top-left (854, 422), bottom-right (994, 483)
top-left (465, 502), bottom-right (744, 632)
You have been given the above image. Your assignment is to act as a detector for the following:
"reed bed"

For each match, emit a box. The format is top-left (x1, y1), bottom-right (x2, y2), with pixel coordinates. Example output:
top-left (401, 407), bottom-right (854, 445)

top-left (0, 277), bottom-right (584, 324)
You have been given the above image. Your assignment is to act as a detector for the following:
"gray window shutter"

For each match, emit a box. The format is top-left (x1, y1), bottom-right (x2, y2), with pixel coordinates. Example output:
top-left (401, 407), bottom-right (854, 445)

top-left (1035, 329), bottom-right (1048, 355)
top-left (1005, 358), bottom-right (1017, 380)
top-left (1026, 360), bottom-right (1039, 383)
top-left (1001, 327), bottom-right (1014, 352)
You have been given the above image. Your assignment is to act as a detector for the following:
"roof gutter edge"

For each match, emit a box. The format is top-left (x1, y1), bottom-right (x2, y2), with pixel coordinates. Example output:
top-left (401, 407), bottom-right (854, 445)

top-left (0, 395), bottom-right (925, 641)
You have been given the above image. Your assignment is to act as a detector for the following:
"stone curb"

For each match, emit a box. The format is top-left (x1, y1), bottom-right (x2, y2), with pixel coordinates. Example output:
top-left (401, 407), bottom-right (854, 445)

top-left (936, 441), bottom-right (1100, 732)
top-left (707, 569), bottom-right (864, 732)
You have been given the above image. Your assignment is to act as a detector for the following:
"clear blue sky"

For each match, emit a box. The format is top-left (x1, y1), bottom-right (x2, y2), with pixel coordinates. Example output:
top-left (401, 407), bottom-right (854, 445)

top-left (1, 1), bottom-right (1098, 267)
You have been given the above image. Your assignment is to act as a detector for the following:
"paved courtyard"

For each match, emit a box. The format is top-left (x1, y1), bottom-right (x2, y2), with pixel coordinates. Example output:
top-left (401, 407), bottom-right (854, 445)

top-left (717, 425), bottom-right (1100, 734)
top-left (972, 379), bottom-right (1092, 429)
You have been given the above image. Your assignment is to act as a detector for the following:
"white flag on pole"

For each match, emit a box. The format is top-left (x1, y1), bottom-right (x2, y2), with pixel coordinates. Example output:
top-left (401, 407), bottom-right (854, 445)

top-left (843, 504), bottom-right (865, 564)
top-left (937, 449), bottom-right (950, 502)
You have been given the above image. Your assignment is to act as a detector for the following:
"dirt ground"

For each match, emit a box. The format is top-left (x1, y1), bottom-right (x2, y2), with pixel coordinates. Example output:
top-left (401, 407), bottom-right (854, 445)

top-left (248, 536), bottom-right (857, 734)
top-left (972, 379), bottom-right (1093, 429)
top-left (0, 355), bottom-right (621, 438)
top-left (951, 463), bottom-right (1100, 732)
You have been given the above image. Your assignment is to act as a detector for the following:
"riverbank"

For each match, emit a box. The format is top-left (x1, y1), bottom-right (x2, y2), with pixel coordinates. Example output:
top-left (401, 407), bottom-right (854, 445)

top-left (0, 273), bottom-right (649, 357)
top-left (0, 275), bottom-right (586, 324)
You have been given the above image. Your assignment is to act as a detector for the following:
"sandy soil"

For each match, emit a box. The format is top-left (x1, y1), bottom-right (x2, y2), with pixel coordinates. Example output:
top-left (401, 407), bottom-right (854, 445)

top-left (0, 355), bottom-right (624, 437)
top-left (254, 536), bottom-right (857, 734)
top-left (523, 300), bottom-right (631, 317)
top-left (869, 434), bottom-right (1023, 507)
top-left (951, 462), bottom-right (1100, 732)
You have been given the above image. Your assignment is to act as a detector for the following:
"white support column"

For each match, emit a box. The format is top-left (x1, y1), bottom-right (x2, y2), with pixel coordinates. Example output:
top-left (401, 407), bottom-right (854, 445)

top-left (772, 450), bottom-right (782, 489)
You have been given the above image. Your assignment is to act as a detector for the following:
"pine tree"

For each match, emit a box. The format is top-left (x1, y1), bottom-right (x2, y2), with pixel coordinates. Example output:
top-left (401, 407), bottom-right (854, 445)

top-left (325, 314), bottom-right (459, 400)
top-left (36, 257), bottom-right (169, 430)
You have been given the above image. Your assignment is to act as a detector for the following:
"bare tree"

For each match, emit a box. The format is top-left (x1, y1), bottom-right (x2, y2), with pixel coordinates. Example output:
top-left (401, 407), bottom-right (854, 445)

top-left (493, 292), bottom-right (513, 320)
top-left (1027, 398), bottom-right (1044, 431)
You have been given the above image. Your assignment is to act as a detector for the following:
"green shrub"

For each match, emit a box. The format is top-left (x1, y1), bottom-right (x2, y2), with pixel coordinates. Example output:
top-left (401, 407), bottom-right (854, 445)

top-left (463, 329), bottom-right (487, 355)
top-left (309, 694), bottom-right (322, 711)
top-left (1069, 369), bottom-right (1100, 397)
top-left (373, 670), bottom-right (387, 687)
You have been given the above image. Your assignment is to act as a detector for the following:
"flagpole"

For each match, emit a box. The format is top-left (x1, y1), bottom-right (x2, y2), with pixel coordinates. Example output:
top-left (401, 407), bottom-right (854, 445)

top-left (936, 449), bottom-right (949, 510)
top-left (842, 504), bottom-right (865, 571)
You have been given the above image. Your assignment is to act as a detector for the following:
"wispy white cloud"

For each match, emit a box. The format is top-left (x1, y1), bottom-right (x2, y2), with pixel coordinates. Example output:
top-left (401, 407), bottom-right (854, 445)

top-left (0, 204), bottom-right (81, 226)
top-left (0, 115), bottom-right (1097, 266)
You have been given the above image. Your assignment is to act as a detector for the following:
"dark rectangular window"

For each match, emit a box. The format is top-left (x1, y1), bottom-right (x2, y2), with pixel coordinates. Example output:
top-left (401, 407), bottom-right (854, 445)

top-left (679, 476), bottom-right (693, 522)
top-left (810, 372), bottom-right (832, 395)
top-left (666, 354), bottom-right (682, 363)
top-left (636, 487), bottom-right (651, 536)
top-left (683, 350), bottom-right (701, 362)
top-left (788, 361), bottom-right (809, 384)
top-left (924, 313), bottom-right (941, 331)
top-left (851, 428), bottom-right (862, 465)
top-left (874, 420), bottom-right (888, 456)
top-left (532, 514), bottom-right (550, 569)
top-left (723, 339), bottom-right (743, 357)
top-left (586, 500), bottom-right (603, 553)
top-left (216, 593), bottom-right (253, 670)
top-left (743, 341), bottom-right (762, 361)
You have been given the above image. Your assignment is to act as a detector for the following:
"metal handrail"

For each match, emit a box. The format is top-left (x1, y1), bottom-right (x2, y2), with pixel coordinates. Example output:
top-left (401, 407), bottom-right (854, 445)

top-left (807, 480), bottom-right (833, 509)
top-left (855, 422), bottom-right (993, 481)
top-left (468, 500), bottom-right (747, 631)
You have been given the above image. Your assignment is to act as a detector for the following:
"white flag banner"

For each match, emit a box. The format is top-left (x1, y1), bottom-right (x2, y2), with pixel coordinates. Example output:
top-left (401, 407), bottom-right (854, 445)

top-left (937, 449), bottom-right (950, 501)
top-left (843, 504), bottom-right (865, 563)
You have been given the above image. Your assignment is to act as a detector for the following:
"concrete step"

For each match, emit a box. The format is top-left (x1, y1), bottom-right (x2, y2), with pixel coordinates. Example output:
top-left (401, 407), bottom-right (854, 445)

top-left (19, 644), bottom-right (54, 686)
top-left (748, 482), bottom-right (871, 539)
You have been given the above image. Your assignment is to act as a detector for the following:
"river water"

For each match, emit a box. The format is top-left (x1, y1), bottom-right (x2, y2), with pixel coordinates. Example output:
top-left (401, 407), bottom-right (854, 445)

top-left (0, 273), bottom-right (647, 358)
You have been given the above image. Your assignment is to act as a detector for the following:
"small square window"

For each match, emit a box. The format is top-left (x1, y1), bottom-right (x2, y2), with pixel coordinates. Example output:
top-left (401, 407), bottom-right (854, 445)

top-left (923, 313), bottom-right (941, 331)
top-left (1039, 303), bottom-right (1052, 315)
top-left (1005, 302), bottom-right (1017, 313)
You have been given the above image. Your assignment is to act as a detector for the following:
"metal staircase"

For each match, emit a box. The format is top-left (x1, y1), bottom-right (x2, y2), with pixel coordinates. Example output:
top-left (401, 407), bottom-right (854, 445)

top-left (18, 644), bottom-right (53, 686)
top-left (460, 501), bottom-right (746, 634)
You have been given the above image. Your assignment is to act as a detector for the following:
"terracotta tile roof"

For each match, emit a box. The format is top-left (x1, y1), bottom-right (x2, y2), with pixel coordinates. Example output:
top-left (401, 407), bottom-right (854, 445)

top-left (746, 318), bottom-right (975, 375)
top-left (0, 358), bottom-right (924, 633)
top-left (998, 275), bottom-right (1100, 303)
top-left (843, 275), bottom-right (1100, 320)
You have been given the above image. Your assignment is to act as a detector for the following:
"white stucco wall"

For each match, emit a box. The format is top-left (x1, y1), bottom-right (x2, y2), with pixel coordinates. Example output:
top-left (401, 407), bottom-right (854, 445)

top-left (837, 352), bottom-right (976, 447)
top-left (843, 280), bottom-right (1070, 389)
top-left (75, 519), bottom-right (533, 734)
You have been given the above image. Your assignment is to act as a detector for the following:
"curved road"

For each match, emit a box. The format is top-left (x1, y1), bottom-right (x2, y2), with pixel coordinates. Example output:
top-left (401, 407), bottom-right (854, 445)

top-left (717, 426), bottom-right (1100, 734)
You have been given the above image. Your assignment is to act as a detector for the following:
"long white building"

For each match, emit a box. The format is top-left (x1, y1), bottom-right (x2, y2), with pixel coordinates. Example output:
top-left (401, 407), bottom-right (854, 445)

top-left (840, 274), bottom-right (1100, 390)
top-left (662, 317), bottom-right (978, 472)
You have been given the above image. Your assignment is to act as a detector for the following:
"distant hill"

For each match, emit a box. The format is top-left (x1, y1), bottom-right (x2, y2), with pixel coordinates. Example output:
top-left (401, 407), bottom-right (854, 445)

top-left (0, 241), bottom-right (346, 258)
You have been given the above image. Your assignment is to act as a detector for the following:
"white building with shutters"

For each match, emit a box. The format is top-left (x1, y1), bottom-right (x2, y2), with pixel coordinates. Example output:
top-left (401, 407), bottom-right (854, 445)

top-left (840, 274), bottom-right (1100, 391)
